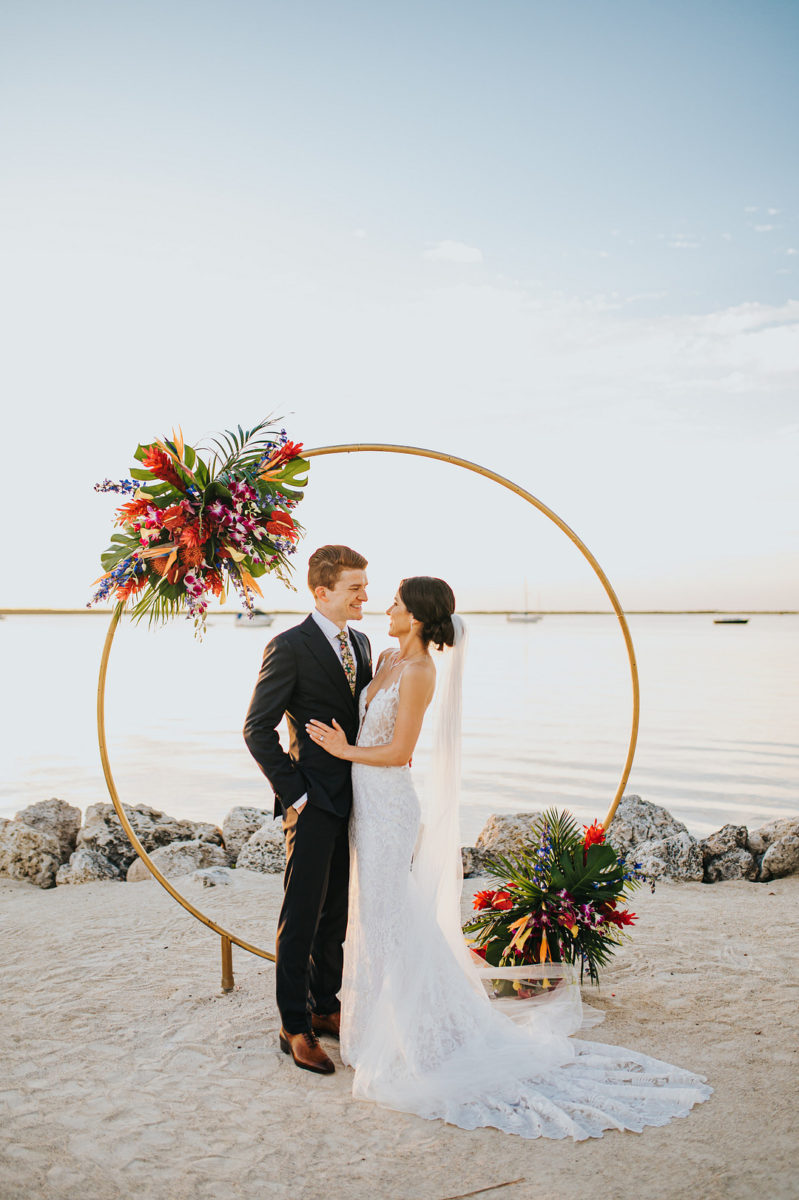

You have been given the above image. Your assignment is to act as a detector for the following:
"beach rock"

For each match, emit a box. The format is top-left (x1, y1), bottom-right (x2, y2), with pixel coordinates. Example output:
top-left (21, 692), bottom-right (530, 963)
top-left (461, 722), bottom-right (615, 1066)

top-left (193, 866), bottom-right (233, 887)
top-left (474, 812), bottom-right (545, 862)
top-left (759, 832), bottom-right (799, 881)
top-left (741, 818), bottom-right (799, 881)
top-left (699, 824), bottom-right (756, 882)
top-left (191, 822), bottom-right (226, 846)
top-left (14, 799), bottom-right (81, 862)
top-left (461, 846), bottom-right (483, 877)
top-left (222, 806), bottom-right (271, 861)
top-left (704, 847), bottom-right (758, 883)
top-left (236, 822), bottom-right (286, 874)
top-left (747, 817), bottom-right (799, 858)
top-left (77, 804), bottom-right (223, 872)
top-left (56, 848), bottom-right (123, 885)
top-left (0, 822), bottom-right (63, 888)
top-left (607, 796), bottom-right (691, 859)
top-left (700, 824), bottom-right (748, 860)
top-left (632, 832), bottom-right (704, 882)
top-left (126, 840), bottom-right (228, 882)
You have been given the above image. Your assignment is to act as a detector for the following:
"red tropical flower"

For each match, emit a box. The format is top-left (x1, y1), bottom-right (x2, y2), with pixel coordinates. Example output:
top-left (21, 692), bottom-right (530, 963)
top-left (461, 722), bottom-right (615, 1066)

top-left (612, 909), bottom-right (636, 927)
top-left (492, 891), bottom-right (514, 912)
top-left (583, 820), bottom-right (606, 848)
top-left (206, 569), bottom-right (224, 598)
top-left (141, 446), bottom-right (184, 490)
top-left (179, 523), bottom-right (208, 549)
top-left (161, 504), bottom-right (188, 533)
top-left (600, 901), bottom-right (636, 928)
top-left (259, 441), bottom-right (304, 477)
top-left (266, 509), bottom-right (298, 540)
top-left (473, 889), bottom-right (497, 911)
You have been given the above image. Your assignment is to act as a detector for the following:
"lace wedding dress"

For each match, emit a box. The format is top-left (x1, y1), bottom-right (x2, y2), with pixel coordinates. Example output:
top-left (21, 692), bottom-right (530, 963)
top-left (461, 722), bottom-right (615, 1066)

top-left (339, 652), bottom-right (712, 1140)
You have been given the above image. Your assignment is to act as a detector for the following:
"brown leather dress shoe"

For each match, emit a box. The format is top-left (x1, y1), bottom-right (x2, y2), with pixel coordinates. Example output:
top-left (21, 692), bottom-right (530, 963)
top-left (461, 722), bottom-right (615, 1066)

top-left (311, 1011), bottom-right (341, 1040)
top-left (279, 1028), bottom-right (335, 1074)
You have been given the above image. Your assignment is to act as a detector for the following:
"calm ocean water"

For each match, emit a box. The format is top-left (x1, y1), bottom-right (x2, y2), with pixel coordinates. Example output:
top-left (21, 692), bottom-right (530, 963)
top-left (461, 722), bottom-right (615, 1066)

top-left (1, 613), bottom-right (797, 843)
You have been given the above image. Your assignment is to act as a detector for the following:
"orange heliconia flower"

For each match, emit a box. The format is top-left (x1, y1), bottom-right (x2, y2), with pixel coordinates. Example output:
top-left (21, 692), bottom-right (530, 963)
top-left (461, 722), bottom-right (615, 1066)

top-left (115, 575), bottom-right (146, 601)
top-left (114, 498), bottom-right (151, 526)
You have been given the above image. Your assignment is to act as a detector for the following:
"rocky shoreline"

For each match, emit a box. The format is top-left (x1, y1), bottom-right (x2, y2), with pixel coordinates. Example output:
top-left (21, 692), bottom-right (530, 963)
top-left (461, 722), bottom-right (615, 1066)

top-left (1, 794), bottom-right (798, 892)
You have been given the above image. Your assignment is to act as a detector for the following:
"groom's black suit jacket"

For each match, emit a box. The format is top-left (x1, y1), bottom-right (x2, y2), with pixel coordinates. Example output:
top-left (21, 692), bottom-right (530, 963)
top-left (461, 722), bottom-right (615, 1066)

top-left (243, 615), bottom-right (372, 819)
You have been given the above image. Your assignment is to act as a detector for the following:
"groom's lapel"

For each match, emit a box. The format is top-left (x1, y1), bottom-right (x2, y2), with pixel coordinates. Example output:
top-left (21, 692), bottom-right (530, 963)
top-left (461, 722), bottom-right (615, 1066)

top-left (300, 615), bottom-right (355, 707)
top-left (351, 629), bottom-right (369, 695)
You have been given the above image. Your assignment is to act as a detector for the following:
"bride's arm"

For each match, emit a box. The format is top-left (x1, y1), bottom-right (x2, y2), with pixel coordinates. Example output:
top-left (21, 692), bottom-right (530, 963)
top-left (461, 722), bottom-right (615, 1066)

top-left (306, 664), bottom-right (434, 767)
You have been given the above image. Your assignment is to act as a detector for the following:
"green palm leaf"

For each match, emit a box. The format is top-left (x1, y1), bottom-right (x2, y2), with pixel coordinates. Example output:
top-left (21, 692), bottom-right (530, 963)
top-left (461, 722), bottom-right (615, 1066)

top-left (202, 416), bottom-right (284, 479)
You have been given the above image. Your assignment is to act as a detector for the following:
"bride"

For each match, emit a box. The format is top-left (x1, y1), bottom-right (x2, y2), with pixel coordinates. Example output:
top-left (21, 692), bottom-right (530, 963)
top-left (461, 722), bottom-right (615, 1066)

top-left (306, 577), bottom-right (712, 1140)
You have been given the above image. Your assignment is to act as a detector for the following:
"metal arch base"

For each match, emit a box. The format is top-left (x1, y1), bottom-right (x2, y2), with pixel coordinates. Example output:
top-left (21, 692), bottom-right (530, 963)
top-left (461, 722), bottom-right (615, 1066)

top-left (96, 442), bottom-right (640, 992)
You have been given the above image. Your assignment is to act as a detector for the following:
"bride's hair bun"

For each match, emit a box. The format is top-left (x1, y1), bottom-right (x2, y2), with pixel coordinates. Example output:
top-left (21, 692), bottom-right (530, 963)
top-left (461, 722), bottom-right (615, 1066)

top-left (398, 576), bottom-right (456, 651)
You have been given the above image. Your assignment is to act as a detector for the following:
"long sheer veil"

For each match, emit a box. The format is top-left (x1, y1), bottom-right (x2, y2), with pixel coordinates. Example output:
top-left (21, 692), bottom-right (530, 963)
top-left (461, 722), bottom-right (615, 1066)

top-left (413, 614), bottom-right (602, 1030)
top-left (411, 616), bottom-right (485, 995)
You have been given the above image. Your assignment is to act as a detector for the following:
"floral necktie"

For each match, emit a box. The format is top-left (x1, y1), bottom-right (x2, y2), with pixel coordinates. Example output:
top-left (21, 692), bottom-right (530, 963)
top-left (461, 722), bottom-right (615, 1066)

top-left (336, 630), bottom-right (357, 694)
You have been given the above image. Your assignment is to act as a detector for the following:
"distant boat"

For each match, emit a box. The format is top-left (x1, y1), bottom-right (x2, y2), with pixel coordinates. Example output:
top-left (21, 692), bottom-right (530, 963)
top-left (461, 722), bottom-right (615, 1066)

top-left (235, 609), bottom-right (274, 628)
top-left (713, 617), bottom-right (749, 625)
top-left (507, 581), bottom-right (543, 624)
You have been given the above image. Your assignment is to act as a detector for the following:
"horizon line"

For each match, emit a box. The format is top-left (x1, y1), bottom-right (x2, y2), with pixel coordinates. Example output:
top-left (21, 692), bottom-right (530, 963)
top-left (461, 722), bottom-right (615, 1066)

top-left (1, 608), bottom-right (796, 617)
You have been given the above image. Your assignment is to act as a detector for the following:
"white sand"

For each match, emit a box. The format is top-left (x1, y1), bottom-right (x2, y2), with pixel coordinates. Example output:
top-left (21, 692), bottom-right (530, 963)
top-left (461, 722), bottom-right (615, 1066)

top-left (1, 870), bottom-right (797, 1200)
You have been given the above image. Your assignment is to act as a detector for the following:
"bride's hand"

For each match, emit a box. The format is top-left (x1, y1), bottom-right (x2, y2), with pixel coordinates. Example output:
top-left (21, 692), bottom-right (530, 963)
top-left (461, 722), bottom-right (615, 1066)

top-left (306, 718), bottom-right (351, 760)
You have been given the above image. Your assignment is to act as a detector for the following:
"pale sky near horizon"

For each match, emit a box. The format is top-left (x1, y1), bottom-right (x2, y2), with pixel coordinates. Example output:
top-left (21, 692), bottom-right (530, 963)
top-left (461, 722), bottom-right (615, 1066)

top-left (1, 0), bottom-right (797, 611)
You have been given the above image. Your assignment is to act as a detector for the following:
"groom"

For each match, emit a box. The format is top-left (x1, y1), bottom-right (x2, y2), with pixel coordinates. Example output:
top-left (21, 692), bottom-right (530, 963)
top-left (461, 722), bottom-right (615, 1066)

top-left (243, 544), bottom-right (372, 1074)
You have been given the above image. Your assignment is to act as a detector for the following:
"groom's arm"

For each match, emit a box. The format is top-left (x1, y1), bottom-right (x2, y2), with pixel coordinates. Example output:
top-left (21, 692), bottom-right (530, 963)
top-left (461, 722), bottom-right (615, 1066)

top-left (243, 636), bottom-right (307, 807)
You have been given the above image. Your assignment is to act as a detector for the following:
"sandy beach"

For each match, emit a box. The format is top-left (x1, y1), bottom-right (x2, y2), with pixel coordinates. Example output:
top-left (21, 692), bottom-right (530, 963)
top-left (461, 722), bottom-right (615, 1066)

top-left (2, 869), bottom-right (797, 1200)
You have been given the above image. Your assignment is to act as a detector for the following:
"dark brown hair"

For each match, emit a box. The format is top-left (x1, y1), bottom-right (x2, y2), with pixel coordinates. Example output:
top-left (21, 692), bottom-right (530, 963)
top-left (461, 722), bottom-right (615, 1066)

top-left (399, 576), bottom-right (456, 650)
top-left (308, 544), bottom-right (368, 592)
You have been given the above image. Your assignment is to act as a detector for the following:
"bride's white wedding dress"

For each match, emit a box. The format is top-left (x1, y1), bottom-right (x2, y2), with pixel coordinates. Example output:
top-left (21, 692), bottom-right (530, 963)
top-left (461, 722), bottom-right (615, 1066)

top-left (339, 651), bottom-right (712, 1140)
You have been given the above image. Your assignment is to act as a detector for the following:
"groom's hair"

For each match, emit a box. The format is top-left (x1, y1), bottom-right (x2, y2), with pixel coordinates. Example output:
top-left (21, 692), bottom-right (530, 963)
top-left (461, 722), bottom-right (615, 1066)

top-left (308, 544), bottom-right (368, 592)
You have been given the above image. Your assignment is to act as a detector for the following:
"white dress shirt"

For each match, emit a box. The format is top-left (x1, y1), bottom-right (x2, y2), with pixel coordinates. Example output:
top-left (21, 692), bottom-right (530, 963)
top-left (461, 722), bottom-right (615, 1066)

top-left (293, 610), bottom-right (356, 812)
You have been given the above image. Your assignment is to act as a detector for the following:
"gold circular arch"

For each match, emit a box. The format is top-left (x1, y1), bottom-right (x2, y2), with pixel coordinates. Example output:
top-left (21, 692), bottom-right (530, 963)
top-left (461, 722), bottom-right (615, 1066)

top-left (97, 442), bottom-right (640, 990)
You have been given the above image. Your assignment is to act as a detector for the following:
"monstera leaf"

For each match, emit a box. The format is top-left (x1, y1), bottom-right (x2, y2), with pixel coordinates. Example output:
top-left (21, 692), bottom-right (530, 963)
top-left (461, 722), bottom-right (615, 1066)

top-left (550, 842), bottom-right (626, 903)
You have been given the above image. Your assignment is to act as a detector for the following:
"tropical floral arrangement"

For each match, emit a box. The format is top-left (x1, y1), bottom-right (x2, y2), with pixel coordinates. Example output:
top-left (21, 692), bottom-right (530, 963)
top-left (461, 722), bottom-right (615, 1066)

top-left (463, 809), bottom-right (649, 988)
top-left (89, 419), bottom-right (309, 633)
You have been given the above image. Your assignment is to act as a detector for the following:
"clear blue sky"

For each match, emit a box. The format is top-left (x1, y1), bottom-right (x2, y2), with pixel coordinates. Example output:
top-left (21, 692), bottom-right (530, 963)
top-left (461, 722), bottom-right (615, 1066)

top-left (1, 1), bottom-right (797, 608)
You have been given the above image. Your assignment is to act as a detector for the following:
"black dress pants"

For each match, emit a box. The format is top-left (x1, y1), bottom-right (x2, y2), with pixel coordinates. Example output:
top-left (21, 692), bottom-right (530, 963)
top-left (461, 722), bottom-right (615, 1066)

top-left (275, 801), bottom-right (350, 1035)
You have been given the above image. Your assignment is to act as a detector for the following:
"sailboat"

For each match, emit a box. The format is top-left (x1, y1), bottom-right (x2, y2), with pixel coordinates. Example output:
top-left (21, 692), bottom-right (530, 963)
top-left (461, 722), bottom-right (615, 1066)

top-left (234, 608), bottom-right (274, 628)
top-left (507, 582), bottom-right (543, 624)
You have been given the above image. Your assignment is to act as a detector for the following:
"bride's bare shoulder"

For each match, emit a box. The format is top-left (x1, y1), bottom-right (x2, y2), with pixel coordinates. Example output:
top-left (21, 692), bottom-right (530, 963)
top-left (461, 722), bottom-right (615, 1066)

top-left (401, 655), bottom-right (436, 697)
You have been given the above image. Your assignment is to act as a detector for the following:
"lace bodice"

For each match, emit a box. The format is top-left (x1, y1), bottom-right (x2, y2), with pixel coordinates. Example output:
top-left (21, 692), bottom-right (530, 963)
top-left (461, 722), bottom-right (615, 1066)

top-left (339, 658), bottom-right (712, 1140)
top-left (356, 678), bottom-right (402, 749)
